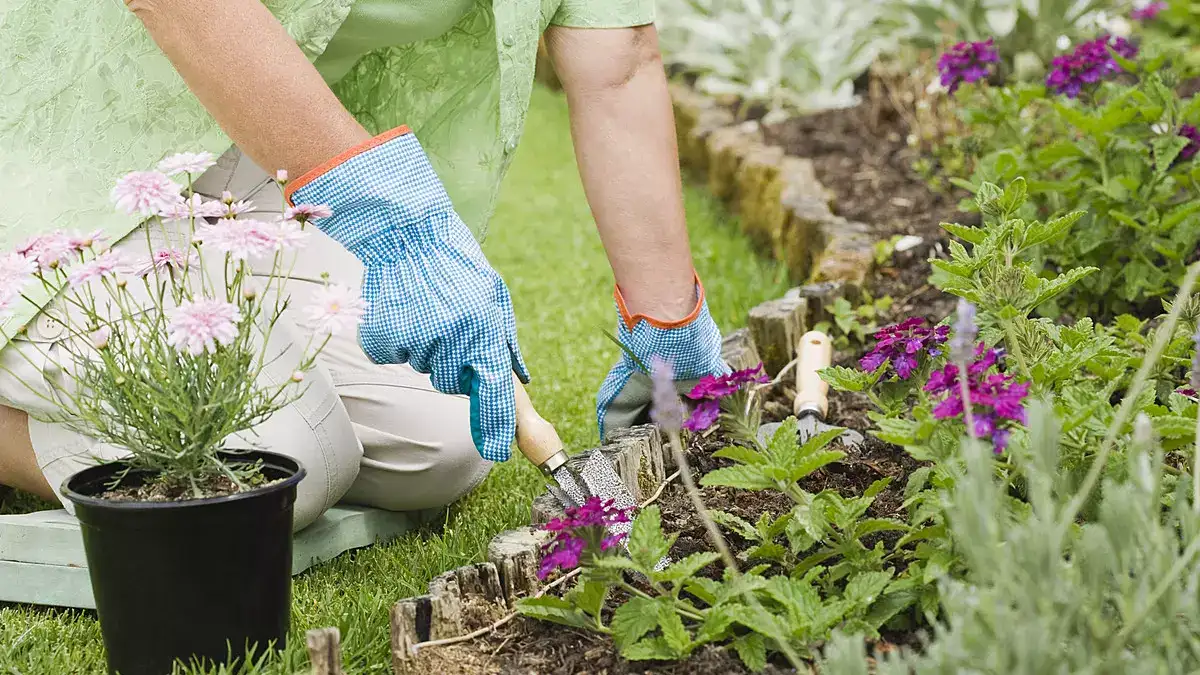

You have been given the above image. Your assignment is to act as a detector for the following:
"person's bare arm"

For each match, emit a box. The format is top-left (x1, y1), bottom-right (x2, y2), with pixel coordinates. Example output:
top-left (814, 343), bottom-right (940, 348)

top-left (125, 0), bottom-right (370, 177)
top-left (544, 25), bottom-right (697, 321)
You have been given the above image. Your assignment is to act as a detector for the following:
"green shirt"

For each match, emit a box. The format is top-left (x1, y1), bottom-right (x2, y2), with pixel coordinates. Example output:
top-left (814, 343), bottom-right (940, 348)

top-left (0, 0), bottom-right (654, 348)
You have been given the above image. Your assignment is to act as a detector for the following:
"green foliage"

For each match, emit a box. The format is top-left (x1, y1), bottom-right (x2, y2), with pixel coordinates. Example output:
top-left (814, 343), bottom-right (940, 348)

top-left (656, 0), bottom-right (901, 116)
top-left (888, 0), bottom-right (1118, 77)
top-left (815, 294), bottom-right (895, 349)
top-left (519, 420), bottom-right (923, 669)
top-left (943, 60), bottom-right (1200, 315)
top-left (818, 401), bottom-right (1200, 674)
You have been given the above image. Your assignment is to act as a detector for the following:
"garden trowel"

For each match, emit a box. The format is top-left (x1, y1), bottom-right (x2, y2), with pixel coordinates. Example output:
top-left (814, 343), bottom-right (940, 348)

top-left (512, 375), bottom-right (636, 541)
top-left (757, 330), bottom-right (865, 449)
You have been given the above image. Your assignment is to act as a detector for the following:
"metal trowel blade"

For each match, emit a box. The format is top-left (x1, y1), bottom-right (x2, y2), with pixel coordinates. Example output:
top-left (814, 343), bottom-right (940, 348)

top-left (757, 414), bottom-right (865, 449)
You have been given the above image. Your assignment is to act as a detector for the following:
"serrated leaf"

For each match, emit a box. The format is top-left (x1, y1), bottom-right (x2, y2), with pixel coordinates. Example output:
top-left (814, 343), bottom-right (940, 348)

top-left (653, 552), bottom-right (721, 585)
top-left (1023, 211), bottom-right (1084, 248)
top-left (621, 636), bottom-right (677, 661)
top-left (1153, 134), bottom-right (1191, 175)
top-left (733, 633), bottom-right (768, 672)
top-left (611, 597), bottom-right (663, 646)
top-left (941, 221), bottom-right (987, 244)
top-left (904, 466), bottom-right (932, 500)
top-left (700, 464), bottom-right (775, 490)
top-left (864, 477), bottom-right (893, 500)
top-left (745, 542), bottom-right (789, 563)
top-left (997, 177), bottom-right (1027, 215)
top-left (658, 604), bottom-right (692, 656)
top-left (516, 596), bottom-right (592, 629)
top-left (788, 449), bottom-right (846, 483)
top-left (845, 570), bottom-right (894, 605)
top-left (694, 606), bottom-right (735, 645)
top-left (710, 509), bottom-right (760, 541)
top-left (629, 506), bottom-right (673, 572)
top-left (712, 444), bottom-right (767, 465)
top-left (684, 577), bottom-right (720, 606)
top-left (762, 575), bottom-right (820, 622)
top-left (1031, 267), bottom-right (1098, 308)
top-left (821, 365), bottom-right (871, 392)
top-left (569, 579), bottom-right (608, 618)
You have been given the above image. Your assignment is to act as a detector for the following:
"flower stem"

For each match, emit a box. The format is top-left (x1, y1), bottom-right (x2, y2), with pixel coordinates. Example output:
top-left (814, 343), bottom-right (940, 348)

top-left (1003, 319), bottom-right (1033, 382)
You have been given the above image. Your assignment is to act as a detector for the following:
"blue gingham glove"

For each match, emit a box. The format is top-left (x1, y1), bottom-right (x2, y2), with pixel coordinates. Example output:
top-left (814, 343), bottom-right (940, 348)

top-left (287, 127), bottom-right (529, 462)
top-left (596, 275), bottom-right (728, 439)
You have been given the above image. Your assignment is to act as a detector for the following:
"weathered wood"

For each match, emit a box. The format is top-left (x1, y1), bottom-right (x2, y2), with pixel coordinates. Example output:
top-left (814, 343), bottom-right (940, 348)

top-left (454, 562), bottom-right (505, 606)
top-left (427, 572), bottom-right (465, 640)
top-left (305, 627), bottom-right (344, 675)
top-left (748, 296), bottom-right (809, 377)
top-left (721, 328), bottom-right (762, 373)
top-left (531, 492), bottom-right (566, 526)
top-left (604, 424), bottom-right (666, 499)
top-left (787, 281), bottom-right (847, 327)
top-left (813, 218), bottom-right (875, 294)
top-left (486, 527), bottom-right (549, 606)
top-left (390, 596), bottom-right (431, 672)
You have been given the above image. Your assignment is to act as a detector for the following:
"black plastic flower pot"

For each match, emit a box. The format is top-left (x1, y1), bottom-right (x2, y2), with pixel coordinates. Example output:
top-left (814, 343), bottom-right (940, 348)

top-left (61, 450), bottom-right (305, 675)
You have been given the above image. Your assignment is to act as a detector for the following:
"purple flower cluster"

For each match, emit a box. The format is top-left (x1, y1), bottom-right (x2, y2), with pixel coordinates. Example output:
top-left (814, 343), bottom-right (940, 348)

top-left (859, 318), bottom-right (950, 380)
top-left (682, 363), bottom-right (769, 432)
top-left (1180, 125), bottom-right (1200, 161)
top-left (937, 39), bottom-right (1000, 94)
top-left (1132, 1), bottom-right (1167, 20)
top-left (1046, 35), bottom-right (1137, 98)
top-left (924, 344), bottom-right (1030, 452)
top-left (538, 497), bottom-right (632, 580)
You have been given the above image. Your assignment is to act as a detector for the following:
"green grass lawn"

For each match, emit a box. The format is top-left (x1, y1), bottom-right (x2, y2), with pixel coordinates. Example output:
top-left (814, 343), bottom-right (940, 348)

top-left (0, 86), bottom-right (788, 674)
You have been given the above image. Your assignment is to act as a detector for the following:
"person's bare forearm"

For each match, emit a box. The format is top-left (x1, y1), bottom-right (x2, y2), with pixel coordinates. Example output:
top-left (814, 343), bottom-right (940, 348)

top-left (126, 0), bottom-right (370, 178)
top-left (545, 25), bottom-right (697, 321)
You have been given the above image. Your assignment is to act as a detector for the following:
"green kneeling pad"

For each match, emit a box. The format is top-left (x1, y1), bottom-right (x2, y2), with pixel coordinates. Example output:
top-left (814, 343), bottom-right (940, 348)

top-left (0, 506), bottom-right (428, 609)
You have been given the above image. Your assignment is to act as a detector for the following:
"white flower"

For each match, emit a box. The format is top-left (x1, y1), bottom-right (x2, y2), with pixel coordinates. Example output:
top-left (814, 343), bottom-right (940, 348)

top-left (1056, 34), bottom-right (1072, 51)
top-left (194, 219), bottom-right (277, 260)
top-left (159, 194), bottom-right (228, 221)
top-left (166, 298), bottom-right (242, 356)
top-left (270, 219), bottom-right (310, 250)
top-left (156, 152), bottom-right (217, 176)
top-left (67, 251), bottom-right (133, 288)
top-left (111, 171), bottom-right (183, 217)
top-left (304, 284), bottom-right (367, 336)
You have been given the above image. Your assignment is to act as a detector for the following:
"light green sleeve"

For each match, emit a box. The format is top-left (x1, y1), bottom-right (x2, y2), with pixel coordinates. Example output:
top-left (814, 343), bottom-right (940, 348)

top-left (549, 0), bottom-right (655, 27)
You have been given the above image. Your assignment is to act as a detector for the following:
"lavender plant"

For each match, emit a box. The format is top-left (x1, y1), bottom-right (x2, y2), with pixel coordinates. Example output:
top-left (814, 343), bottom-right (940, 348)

top-left (0, 154), bottom-right (362, 496)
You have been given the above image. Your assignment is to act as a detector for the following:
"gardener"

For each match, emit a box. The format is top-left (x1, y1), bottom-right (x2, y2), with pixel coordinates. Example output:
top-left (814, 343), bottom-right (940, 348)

top-left (0, 0), bottom-right (726, 527)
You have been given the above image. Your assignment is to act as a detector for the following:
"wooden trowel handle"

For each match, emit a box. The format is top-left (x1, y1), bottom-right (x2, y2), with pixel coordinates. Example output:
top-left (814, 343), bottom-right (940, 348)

top-left (794, 331), bottom-right (833, 418)
top-left (512, 373), bottom-right (568, 472)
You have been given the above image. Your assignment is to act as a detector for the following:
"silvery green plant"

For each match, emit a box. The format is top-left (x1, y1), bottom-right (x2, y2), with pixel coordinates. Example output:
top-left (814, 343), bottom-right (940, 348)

top-left (889, 0), bottom-right (1118, 78)
top-left (656, 0), bottom-right (899, 117)
top-left (817, 266), bottom-right (1200, 674)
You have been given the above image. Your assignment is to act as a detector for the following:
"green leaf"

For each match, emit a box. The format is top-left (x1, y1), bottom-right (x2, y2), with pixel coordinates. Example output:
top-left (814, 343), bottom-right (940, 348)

top-left (788, 449), bottom-right (846, 483)
top-left (732, 633), bottom-right (768, 672)
top-left (762, 575), bottom-right (820, 621)
top-left (820, 365), bottom-right (872, 393)
top-left (1153, 134), bottom-right (1191, 175)
top-left (710, 510), bottom-right (760, 541)
top-left (620, 636), bottom-right (677, 661)
top-left (629, 506), bottom-right (673, 572)
top-left (1031, 267), bottom-right (1099, 308)
top-left (700, 464), bottom-right (774, 491)
top-left (845, 570), bottom-right (894, 605)
top-left (712, 445), bottom-right (767, 466)
top-left (658, 604), bottom-right (692, 656)
top-left (516, 596), bottom-right (592, 629)
top-left (941, 221), bottom-right (987, 245)
top-left (904, 466), bottom-right (932, 501)
top-left (611, 597), bottom-right (663, 646)
top-left (1023, 211), bottom-right (1084, 248)
top-left (569, 579), bottom-right (609, 618)
top-left (997, 177), bottom-right (1027, 216)
top-left (863, 477), bottom-right (894, 500)
top-left (683, 578), bottom-right (720, 606)
top-left (854, 518), bottom-right (909, 539)
top-left (653, 552), bottom-right (721, 585)
top-left (694, 606), bottom-right (736, 646)
top-left (745, 542), bottom-right (789, 563)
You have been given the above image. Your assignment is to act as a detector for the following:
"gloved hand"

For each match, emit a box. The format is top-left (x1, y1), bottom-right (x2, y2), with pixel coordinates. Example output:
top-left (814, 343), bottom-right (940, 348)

top-left (286, 126), bottom-right (528, 462)
top-left (596, 274), bottom-right (728, 438)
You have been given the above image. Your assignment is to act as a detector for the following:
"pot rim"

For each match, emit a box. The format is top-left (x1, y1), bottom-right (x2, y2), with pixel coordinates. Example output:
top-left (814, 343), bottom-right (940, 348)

top-left (60, 449), bottom-right (306, 512)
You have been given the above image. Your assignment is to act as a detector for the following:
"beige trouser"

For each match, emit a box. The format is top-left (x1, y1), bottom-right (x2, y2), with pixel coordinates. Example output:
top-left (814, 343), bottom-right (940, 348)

top-left (0, 147), bottom-right (492, 530)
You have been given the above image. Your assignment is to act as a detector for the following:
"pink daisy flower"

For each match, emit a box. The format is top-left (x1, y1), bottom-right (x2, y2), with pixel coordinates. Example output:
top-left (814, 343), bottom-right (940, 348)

top-left (68, 230), bottom-right (106, 252)
top-left (284, 203), bottom-right (333, 222)
top-left (136, 248), bottom-right (200, 278)
top-left (19, 233), bottom-right (76, 271)
top-left (67, 251), bottom-right (132, 287)
top-left (304, 284), bottom-right (366, 336)
top-left (156, 152), bottom-right (216, 177)
top-left (166, 297), bottom-right (242, 355)
top-left (194, 219), bottom-right (276, 260)
top-left (111, 171), bottom-right (183, 217)
top-left (222, 200), bottom-right (256, 217)
top-left (91, 326), bottom-right (112, 350)
top-left (0, 253), bottom-right (36, 301)
top-left (271, 219), bottom-right (310, 250)
top-left (159, 194), bottom-right (227, 221)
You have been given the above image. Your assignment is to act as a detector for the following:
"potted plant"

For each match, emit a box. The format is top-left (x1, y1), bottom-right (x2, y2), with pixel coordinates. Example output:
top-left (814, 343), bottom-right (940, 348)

top-left (0, 153), bottom-right (362, 675)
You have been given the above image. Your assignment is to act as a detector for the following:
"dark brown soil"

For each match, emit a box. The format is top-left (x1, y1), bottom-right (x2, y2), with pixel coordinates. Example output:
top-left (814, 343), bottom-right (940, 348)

top-left (98, 472), bottom-right (266, 502)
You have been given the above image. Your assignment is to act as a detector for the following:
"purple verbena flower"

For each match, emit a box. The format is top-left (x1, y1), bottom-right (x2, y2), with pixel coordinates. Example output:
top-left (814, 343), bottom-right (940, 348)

top-left (924, 343), bottom-right (1029, 452)
top-left (1046, 35), bottom-right (1137, 98)
top-left (1132, 1), bottom-right (1167, 20)
top-left (1180, 125), bottom-right (1200, 161)
top-left (1178, 386), bottom-right (1198, 397)
top-left (538, 497), bottom-right (632, 579)
top-left (859, 318), bottom-right (950, 380)
top-left (681, 363), bottom-right (768, 432)
top-left (937, 39), bottom-right (1000, 94)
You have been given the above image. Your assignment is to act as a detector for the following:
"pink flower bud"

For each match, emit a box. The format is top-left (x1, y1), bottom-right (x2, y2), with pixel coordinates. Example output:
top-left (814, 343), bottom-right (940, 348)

top-left (275, 169), bottom-right (288, 183)
top-left (290, 370), bottom-right (305, 383)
